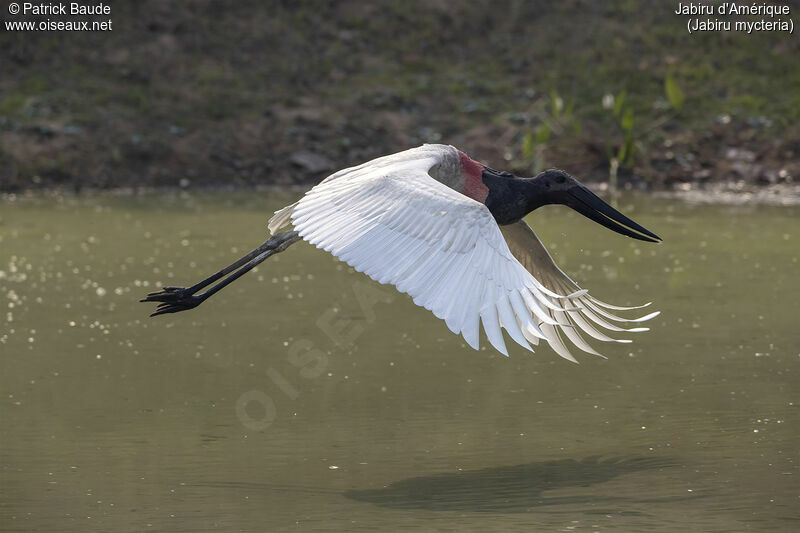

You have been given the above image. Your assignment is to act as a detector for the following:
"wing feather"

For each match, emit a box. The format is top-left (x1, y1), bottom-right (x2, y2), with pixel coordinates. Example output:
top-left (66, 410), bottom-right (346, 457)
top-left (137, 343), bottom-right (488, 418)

top-left (496, 291), bottom-right (533, 352)
top-left (582, 298), bottom-right (660, 323)
top-left (459, 271), bottom-right (483, 349)
top-left (553, 310), bottom-right (604, 357)
top-left (510, 289), bottom-right (547, 340)
top-left (480, 283), bottom-right (508, 356)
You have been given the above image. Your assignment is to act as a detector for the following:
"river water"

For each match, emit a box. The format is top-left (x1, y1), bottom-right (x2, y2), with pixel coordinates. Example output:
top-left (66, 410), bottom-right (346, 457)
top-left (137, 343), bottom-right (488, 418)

top-left (1, 191), bottom-right (798, 531)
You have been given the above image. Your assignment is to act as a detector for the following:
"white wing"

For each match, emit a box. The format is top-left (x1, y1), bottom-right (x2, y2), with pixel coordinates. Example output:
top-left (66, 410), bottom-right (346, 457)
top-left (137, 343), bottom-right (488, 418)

top-left (500, 220), bottom-right (659, 360)
top-left (270, 146), bottom-right (654, 361)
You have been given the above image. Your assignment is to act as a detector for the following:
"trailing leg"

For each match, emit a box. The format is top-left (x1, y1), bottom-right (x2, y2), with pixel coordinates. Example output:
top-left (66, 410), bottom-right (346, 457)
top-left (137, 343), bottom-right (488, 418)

top-left (141, 230), bottom-right (301, 316)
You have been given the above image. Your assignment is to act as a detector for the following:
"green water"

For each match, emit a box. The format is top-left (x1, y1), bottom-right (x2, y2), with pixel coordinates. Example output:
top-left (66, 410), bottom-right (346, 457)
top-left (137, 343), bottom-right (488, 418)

top-left (1, 191), bottom-right (798, 532)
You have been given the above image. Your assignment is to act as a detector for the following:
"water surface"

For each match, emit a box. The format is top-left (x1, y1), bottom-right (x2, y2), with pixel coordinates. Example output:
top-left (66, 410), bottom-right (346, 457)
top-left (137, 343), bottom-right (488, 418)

top-left (1, 191), bottom-right (798, 531)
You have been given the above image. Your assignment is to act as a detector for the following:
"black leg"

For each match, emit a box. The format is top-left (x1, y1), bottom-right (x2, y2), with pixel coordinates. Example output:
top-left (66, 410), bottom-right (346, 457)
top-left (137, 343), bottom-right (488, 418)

top-left (141, 230), bottom-right (301, 317)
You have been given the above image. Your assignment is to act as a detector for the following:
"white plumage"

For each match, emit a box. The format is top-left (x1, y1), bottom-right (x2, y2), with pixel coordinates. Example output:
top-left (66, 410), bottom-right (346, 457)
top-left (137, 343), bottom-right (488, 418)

top-left (269, 145), bottom-right (658, 361)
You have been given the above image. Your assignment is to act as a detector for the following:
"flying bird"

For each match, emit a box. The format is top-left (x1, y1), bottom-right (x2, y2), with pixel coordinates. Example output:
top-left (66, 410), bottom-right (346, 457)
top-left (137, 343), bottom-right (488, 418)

top-left (142, 144), bottom-right (661, 361)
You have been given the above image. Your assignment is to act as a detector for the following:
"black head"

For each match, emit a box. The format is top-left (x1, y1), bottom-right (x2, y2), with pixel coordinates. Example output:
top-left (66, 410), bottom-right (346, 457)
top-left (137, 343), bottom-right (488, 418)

top-left (528, 170), bottom-right (661, 243)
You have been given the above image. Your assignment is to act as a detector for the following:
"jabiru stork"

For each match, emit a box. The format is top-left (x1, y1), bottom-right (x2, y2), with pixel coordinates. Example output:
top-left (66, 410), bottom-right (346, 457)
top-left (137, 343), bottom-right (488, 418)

top-left (142, 144), bottom-right (661, 361)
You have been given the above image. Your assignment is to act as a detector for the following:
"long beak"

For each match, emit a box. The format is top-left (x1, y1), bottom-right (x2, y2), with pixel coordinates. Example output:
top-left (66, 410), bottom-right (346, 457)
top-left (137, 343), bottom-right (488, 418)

top-left (568, 186), bottom-right (662, 243)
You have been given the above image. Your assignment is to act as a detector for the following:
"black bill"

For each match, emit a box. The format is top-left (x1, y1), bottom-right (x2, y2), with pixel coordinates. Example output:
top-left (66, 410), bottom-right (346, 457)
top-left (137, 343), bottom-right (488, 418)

top-left (568, 185), bottom-right (662, 243)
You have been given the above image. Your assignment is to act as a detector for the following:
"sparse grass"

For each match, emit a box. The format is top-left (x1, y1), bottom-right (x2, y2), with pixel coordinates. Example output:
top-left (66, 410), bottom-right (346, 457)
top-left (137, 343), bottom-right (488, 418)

top-left (0, 93), bottom-right (27, 117)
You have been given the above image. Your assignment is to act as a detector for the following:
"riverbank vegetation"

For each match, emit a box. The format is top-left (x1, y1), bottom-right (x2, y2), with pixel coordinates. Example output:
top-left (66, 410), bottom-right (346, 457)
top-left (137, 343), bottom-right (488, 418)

top-left (1, 1), bottom-right (797, 193)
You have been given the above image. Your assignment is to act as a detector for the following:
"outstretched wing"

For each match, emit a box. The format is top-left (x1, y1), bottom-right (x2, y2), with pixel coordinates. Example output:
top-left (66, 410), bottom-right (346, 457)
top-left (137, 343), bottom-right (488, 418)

top-left (500, 220), bottom-right (659, 360)
top-left (270, 147), bottom-right (655, 361)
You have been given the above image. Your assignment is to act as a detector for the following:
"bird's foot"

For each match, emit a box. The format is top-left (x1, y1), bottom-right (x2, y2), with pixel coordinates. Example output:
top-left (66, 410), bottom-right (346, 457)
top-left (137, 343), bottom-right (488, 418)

top-left (140, 287), bottom-right (205, 317)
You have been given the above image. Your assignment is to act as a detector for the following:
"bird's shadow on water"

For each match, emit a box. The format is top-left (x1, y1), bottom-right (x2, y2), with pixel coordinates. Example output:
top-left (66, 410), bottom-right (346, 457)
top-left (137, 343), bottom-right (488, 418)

top-left (345, 456), bottom-right (687, 513)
